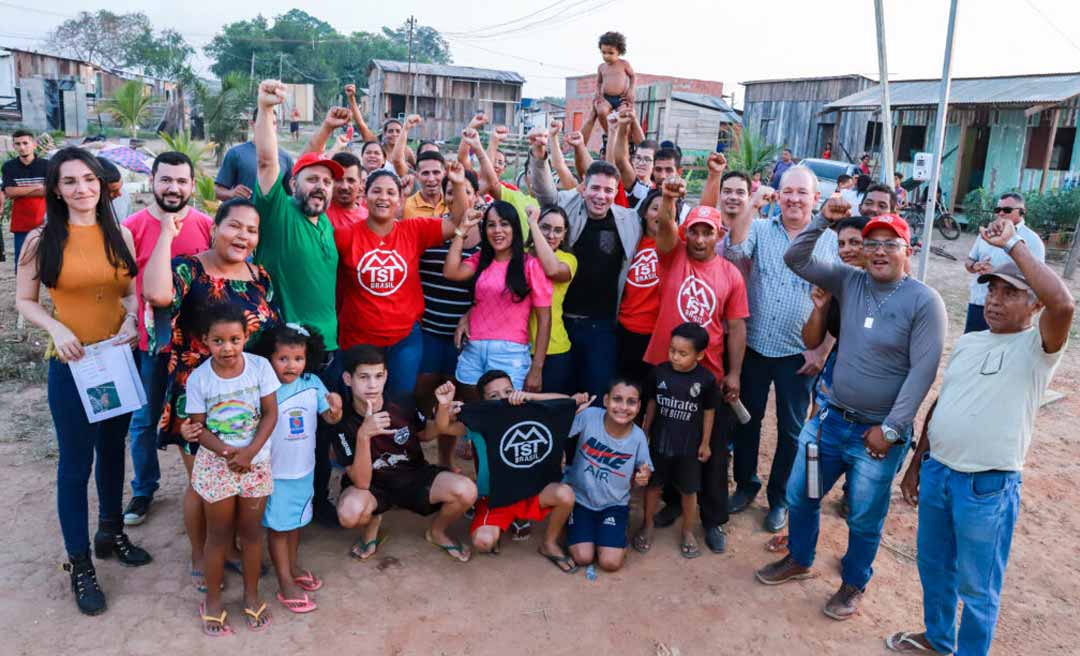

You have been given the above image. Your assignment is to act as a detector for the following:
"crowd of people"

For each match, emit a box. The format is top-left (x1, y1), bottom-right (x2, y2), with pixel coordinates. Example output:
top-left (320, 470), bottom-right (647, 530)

top-left (3, 30), bottom-right (1073, 655)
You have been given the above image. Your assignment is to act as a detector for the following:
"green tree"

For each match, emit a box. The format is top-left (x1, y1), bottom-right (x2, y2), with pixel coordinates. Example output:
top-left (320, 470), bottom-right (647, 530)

top-left (99, 80), bottom-right (156, 141)
top-left (725, 129), bottom-right (780, 176)
top-left (44, 10), bottom-right (151, 68)
top-left (195, 73), bottom-right (250, 165)
top-left (381, 23), bottom-right (452, 64)
top-left (130, 29), bottom-right (197, 134)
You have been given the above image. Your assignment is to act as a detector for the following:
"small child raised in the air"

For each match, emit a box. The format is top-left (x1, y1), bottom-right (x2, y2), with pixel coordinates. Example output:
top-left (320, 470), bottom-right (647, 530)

top-left (582, 31), bottom-right (635, 147)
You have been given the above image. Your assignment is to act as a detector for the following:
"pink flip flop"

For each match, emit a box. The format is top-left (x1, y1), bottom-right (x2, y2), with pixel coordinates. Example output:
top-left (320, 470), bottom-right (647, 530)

top-left (293, 569), bottom-right (323, 592)
top-left (276, 591), bottom-right (317, 614)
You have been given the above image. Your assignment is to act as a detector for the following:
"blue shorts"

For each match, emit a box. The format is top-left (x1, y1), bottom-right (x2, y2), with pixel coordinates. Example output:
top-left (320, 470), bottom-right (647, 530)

top-left (420, 330), bottom-right (459, 377)
top-left (455, 339), bottom-right (532, 388)
top-left (262, 472), bottom-right (314, 531)
top-left (567, 503), bottom-right (629, 549)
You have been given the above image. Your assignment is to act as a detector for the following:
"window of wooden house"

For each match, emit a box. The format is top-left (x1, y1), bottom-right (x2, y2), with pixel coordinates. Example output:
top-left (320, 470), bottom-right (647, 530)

top-left (1025, 123), bottom-right (1075, 171)
top-left (897, 126), bottom-right (928, 162)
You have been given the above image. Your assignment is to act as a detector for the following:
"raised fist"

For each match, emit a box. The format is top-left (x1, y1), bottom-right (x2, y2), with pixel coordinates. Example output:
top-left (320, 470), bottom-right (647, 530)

top-left (661, 176), bottom-right (687, 199)
top-left (979, 217), bottom-right (1017, 248)
top-left (468, 111), bottom-right (487, 130)
top-left (565, 131), bottom-right (584, 148)
top-left (707, 152), bottom-right (727, 176)
top-left (527, 128), bottom-right (548, 157)
top-left (344, 84), bottom-right (356, 99)
top-left (258, 80), bottom-right (287, 108)
top-left (821, 195), bottom-right (852, 222)
top-left (493, 125), bottom-right (510, 141)
top-left (324, 106), bottom-right (350, 129)
top-left (548, 119), bottom-right (563, 135)
top-left (461, 128), bottom-right (483, 152)
top-left (405, 114), bottom-right (423, 130)
top-left (446, 160), bottom-right (466, 185)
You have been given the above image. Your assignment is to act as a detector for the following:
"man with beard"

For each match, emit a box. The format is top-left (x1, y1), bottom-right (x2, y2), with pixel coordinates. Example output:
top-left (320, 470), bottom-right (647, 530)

top-left (326, 152), bottom-right (368, 230)
top-left (254, 79), bottom-right (342, 358)
top-left (120, 151), bottom-right (213, 526)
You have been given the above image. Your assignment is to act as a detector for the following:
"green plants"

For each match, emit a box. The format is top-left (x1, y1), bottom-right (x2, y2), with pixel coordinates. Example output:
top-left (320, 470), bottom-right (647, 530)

top-left (156, 129), bottom-right (216, 175)
top-left (195, 73), bottom-right (250, 165)
top-left (194, 175), bottom-right (220, 216)
top-left (98, 80), bottom-right (157, 141)
top-left (723, 128), bottom-right (779, 176)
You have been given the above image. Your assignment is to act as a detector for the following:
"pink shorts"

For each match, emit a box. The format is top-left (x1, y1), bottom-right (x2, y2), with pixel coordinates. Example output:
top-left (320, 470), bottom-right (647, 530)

top-left (191, 447), bottom-right (273, 504)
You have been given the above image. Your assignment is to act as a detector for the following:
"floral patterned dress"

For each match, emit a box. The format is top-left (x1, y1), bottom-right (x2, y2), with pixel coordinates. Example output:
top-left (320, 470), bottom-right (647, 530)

top-left (152, 255), bottom-right (280, 452)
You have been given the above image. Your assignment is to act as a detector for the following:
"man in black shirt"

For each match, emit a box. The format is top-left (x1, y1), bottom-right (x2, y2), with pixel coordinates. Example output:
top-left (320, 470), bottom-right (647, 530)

top-left (528, 129), bottom-right (642, 400)
top-left (328, 346), bottom-right (478, 562)
top-left (1, 130), bottom-right (48, 269)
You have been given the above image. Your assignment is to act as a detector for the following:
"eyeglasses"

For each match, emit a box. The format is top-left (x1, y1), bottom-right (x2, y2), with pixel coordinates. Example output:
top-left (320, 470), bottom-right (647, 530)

top-left (861, 239), bottom-right (906, 253)
top-left (632, 155), bottom-right (653, 164)
top-left (539, 224), bottom-right (566, 236)
top-left (993, 207), bottom-right (1025, 216)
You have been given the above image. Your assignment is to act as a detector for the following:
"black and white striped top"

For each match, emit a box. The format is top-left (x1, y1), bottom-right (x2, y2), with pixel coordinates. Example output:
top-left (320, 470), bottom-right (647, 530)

top-left (419, 241), bottom-right (481, 336)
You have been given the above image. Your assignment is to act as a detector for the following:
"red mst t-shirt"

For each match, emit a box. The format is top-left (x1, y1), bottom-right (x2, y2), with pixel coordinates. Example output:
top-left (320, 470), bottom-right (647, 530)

top-left (617, 236), bottom-right (660, 335)
top-left (643, 245), bottom-right (750, 380)
top-left (335, 217), bottom-right (445, 348)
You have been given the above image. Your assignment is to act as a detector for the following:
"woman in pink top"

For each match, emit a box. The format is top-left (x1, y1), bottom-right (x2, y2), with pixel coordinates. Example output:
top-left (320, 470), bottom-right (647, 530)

top-left (444, 200), bottom-right (552, 393)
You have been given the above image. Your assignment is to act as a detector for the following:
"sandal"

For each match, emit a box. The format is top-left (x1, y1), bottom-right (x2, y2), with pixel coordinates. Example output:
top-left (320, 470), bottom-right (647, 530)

top-left (766, 534), bottom-right (790, 553)
top-left (349, 535), bottom-right (387, 561)
top-left (199, 602), bottom-right (234, 638)
top-left (276, 591), bottom-right (317, 614)
top-left (225, 559), bottom-right (269, 577)
top-left (191, 569), bottom-right (225, 593)
top-left (885, 632), bottom-right (942, 653)
top-left (680, 538), bottom-right (702, 560)
top-left (510, 520), bottom-right (532, 541)
top-left (292, 569), bottom-right (323, 592)
top-left (632, 530), bottom-right (653, 554)
top-left (426, 532), bottom-right (471, 563)
top-left (538, 547), bottom-right (579, 574)
top-left (243, 602), bottom-right (271, 632)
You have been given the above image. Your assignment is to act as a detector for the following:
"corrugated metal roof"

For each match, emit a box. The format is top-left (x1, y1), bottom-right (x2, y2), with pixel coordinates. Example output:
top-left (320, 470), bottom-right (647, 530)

top-left (671, 91), bottom-right (741, 124)
top-left (370, 59), bottom-right (525, 84)
top-left (825, 72), bottom-right (1080, 110)
top-left (741, 73), bottom-right (874, 86)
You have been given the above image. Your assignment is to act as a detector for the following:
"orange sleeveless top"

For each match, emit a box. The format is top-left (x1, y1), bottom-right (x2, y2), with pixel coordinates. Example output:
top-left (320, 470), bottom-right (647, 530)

top-left (51, 224), bottom-right (132, 344)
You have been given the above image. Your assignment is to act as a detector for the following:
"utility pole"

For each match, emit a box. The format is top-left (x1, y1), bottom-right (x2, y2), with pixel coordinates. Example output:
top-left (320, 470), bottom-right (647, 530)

top-left (406, 16), bottom-right (416, 116)
top-left (279, 53), bottom-right (284, 81)
top-left (249, 51), bottom-right (256, 95)
top-left (873, 0), bottom-right (895, 185)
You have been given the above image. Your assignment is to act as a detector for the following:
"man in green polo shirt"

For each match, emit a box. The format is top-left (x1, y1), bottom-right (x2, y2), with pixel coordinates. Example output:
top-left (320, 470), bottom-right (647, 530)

top-left (254, 79), bottom-right (340, 352)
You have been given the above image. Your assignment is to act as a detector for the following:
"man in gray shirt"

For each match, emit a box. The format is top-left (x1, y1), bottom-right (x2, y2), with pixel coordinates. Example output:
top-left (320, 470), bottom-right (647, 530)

top-left (755, 201), bottom-right (947, 622)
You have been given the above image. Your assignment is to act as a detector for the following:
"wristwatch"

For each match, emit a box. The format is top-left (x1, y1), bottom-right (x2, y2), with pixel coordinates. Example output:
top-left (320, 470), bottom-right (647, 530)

top-left (453, 227), bottom-right (466, 240)
top-left (1003, 233), bottom-right (1023, 254)
top-left (882, 424), bottom-right (901, 444)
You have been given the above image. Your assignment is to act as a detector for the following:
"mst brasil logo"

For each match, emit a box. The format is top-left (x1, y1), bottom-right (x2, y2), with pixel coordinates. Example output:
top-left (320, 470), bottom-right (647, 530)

top-left (357, 249), bottom-right (407, 296)
top-left (499, 420), bottom-right (553, 469)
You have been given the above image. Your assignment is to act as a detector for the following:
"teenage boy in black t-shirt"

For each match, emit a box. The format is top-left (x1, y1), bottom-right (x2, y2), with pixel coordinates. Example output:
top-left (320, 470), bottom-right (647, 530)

top-left (327, 345), bottom-right (478, 562)
top-left (637, 323), bottom-right (717, 559)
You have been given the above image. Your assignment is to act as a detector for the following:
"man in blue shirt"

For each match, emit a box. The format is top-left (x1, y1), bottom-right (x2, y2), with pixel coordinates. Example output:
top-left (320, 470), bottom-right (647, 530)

top-left (768, 148), bottom-right (794, 188)
top-left (215, 107), bottom-right (295, 201)
top-left (724, 165), bottom-right (837, 533)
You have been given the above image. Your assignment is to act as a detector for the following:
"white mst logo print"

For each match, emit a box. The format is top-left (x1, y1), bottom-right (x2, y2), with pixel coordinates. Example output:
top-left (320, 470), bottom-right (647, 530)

top-left (499, 420), bottom-right (553, 469)
top-left (677, 276), bottom-right (716, 327)
top-left (627, 247), bottom-right (658, 288)
top-left (357, 249), bottom-right (407, 296)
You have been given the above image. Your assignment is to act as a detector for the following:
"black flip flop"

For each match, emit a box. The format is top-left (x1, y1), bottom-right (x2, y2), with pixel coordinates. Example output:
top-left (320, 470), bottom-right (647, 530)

top-left (538, 548), bottom-right (579, 574)
top-left (680, 540), bottom-right (702, 559)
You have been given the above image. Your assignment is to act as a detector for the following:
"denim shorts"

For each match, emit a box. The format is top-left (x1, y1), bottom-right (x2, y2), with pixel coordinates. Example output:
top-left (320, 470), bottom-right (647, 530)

top-left (455, 339), bottom-right (532, 387)
top-left (420, 330), bottom-right (459, 377)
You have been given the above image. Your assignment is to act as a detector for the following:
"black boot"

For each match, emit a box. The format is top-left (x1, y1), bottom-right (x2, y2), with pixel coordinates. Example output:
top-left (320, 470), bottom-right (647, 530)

top-left (64, 553), bottom-right (106, 615)
top-left (94, 519), bottom-right (153, 567)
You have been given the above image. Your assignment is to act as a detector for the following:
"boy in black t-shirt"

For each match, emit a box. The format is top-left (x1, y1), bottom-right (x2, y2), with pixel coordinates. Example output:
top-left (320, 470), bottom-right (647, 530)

top-left (326, 345), bottom-right (478, 562)
top-left (637, 323), bottom-right (717, 559)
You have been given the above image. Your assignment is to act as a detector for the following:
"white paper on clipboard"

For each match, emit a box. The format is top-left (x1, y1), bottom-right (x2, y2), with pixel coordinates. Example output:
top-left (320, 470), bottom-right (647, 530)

top-left (68, 341), bottom-right (147, 423)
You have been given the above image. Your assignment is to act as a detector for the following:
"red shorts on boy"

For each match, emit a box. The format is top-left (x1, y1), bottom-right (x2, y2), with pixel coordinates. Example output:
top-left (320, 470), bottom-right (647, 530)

top-left (191, 448), bottom-right (273, 504)
top-left (470, 495), bottom-right (551, 534)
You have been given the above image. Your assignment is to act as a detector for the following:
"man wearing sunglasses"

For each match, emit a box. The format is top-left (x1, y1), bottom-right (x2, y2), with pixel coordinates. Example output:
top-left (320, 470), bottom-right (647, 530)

top-left (757, 200), bottom-right (946, 622)
top-left (964, 193), bottom-right (1045, 333)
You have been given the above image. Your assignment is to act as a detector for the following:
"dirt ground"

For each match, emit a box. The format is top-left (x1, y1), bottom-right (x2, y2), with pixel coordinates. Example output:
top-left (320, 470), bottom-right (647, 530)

top-left (0, 227), bottom-right (1078, 656)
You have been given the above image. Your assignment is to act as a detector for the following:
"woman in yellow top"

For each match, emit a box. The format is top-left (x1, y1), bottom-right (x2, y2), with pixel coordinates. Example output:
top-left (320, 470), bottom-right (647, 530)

top-left (527, 205), bottom-right (578, 394)
top-left (16, 147), bottom-right (148, 617)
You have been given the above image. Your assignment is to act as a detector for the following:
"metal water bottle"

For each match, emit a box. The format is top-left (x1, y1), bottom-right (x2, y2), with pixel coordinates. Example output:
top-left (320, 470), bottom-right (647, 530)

top-left (729, 399), bottom-right (751, 424)
top-left (806, 442), bottom-right (822, 500)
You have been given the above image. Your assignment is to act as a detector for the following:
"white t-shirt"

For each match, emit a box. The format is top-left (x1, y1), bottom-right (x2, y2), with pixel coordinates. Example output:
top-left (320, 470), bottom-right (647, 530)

top-left (269, 374), bottom-right (330, 479)
top-left (967, 222), bottom-right (1045, 305)
top-left (186, 353), bottom-right (281, 463)
top-left (928, 324), bottom-right (1065, 472)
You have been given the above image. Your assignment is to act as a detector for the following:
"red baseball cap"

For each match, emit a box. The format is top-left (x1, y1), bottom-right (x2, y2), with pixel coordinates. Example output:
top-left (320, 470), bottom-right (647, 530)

top-left (292, 152), bottom-right (345, 180)
top-left (683, 205), bottom-right (725, 232)
top-left (862, 213), bottom-right (911, 244)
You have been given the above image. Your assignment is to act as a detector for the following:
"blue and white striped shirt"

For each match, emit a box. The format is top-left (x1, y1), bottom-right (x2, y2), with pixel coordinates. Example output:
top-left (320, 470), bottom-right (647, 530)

top-left (725, 216), bottom-right (838, 357)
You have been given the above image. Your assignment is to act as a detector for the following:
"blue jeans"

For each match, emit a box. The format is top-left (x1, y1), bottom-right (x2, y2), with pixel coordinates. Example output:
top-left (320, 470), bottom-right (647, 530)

top-left (49, 358), bottom-right (132, 557)
top-left (918, 456), bottom-right (1021, 656)
top-left (127, 350), bottom-right (166, 499)
top-left (964, 303), bottom-right (989, 334)
top-left (385, 323), bottom-right (423, 405)
top-left (565, 317), bottom-right (617, 401)
top-left (13, 231), bottom-right (27, 274)
top-left (785, 406), bottom-right (910, 589)
top-left (733, 348), bottom-right (815, 509)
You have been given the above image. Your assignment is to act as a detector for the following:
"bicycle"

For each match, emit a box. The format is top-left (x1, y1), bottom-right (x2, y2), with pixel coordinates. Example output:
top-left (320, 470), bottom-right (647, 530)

top-left (901, 202), bottom-right (961, 242)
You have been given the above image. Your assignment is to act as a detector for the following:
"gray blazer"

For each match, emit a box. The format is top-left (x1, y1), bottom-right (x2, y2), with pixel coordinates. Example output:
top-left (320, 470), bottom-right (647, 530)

top-left (529, 154), bottom-right (643, 309)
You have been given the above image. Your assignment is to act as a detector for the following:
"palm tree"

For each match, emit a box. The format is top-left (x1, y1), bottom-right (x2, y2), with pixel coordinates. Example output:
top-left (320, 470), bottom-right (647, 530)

top-left (156, 129), bottom-right (217, 176)
top-left (99, 80), bottom-right (156, 142)
top-left (724, 128), bottom-right (780, 176)
top-left (195, 73), bottom-right (250, 166)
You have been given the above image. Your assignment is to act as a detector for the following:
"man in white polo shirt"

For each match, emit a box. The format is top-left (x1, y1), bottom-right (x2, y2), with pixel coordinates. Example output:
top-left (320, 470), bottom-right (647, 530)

top-left (885, 216), bottom-right (1073, 656)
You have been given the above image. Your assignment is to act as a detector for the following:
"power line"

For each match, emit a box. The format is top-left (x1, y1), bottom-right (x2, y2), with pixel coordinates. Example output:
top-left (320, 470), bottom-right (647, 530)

top-left (1022, 0), bottom-right (1080, 55)
top-left (448, 0), bottom-right (621, 41)
top-left (441, 0), bottom-right (575, 38)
